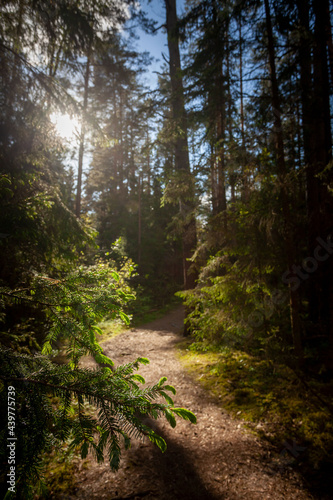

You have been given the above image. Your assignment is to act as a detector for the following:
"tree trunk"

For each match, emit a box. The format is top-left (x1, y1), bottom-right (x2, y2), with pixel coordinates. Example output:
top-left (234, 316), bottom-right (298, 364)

top-left (11, 0), bottom-right (25, 92)
top-left (209, 4), bottom-right (227, 221)
top-left (210, 142), bottom-right (218, 214)
top-left (264, 0), bottom-right (303, 364)
top-left (165, 0), bottom-right (197, 291)
top-left (324, 0), bottom-right (333, 92)
top-left (297, 0), bottom-right (333, 370)
top-left (239, 20), bottom-right (249, 203)
top-left (239, 21), bottom-right (245, 150)
top-left (226, 29), bottom-right (233, 144)
top-left (76, 54), bottom-right (90, 218)
top-left (146, 125), bottom-right (151, 197)
top-left (296, 0), bottom-right (321, 329)
top-left (312, 0), bottom-right (333, 370)
top-left (138, 173), bottom-right (142, 267)
top-left (216, 62), bottom-right (227, 217)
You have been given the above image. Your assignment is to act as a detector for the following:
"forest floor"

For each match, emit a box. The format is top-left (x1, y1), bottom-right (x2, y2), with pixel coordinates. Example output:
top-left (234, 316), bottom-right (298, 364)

top-left (65, 307), bottom-right (314, 500)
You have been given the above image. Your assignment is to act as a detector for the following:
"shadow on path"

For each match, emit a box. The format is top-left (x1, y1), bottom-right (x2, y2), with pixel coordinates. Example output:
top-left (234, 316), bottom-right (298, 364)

top-left (138, 307), bottom-right (185, 335)
top-left (130, 419), bottom-right (222, 500)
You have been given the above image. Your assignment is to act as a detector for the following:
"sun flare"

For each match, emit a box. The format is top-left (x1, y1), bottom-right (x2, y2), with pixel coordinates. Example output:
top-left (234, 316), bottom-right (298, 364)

top-left (50, 112), bottom-right (80, 140)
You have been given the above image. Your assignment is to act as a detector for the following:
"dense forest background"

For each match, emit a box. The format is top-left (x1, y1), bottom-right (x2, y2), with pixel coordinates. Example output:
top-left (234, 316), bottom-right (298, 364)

top-left (0, 0), bottom-right (333, 497)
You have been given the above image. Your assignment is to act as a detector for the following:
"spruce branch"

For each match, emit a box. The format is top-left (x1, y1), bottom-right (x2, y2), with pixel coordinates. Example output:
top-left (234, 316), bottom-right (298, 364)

top-left (0, 263), bottom-right (196, 496)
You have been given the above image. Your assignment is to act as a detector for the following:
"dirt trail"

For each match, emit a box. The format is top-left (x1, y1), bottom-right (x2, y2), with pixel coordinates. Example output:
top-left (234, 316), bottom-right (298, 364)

top-left (69, 307), bottom-right (313, 500)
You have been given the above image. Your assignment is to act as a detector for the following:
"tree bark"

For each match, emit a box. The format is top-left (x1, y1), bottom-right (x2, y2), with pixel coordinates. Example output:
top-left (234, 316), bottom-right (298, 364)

top-left (165, 0), bottom-right (197, 291)
top-left (76, 54), bottom-right (90, 218)
top-left (138, 173), bottom-right (142, 267)
top-left (296, 0), bottom-right (318, 328)
top-left (297, 0), bottom-right (333, 370)
top-left (324, 0), bottom-right (333, 93)
top-left (312, 0), bottom-right (333, 370)
top-left (264, 0), bottom-right (303, 364)
top-left (216, 63), bottom-right (227, 216)
top-left (239, 21), bottom-right (245, 150)
top-left (209, 3), bottom-right (227, 220)
top-left (238, 20), bottom-right (249, 203)
top-left (165, 0), bottom-right (191, 174)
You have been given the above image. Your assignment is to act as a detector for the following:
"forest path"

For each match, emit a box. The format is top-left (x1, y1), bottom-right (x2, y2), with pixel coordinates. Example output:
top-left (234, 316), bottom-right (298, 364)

top-left (69, 307), bottom-right (312, 500)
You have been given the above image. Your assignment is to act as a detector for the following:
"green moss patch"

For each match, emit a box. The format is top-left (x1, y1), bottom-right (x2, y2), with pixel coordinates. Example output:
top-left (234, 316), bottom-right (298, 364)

top-left (176, 343), bottom-right (333, 477)
top-left (32, 442), bottom-right (85, 499)
top-left (97, 318), bottom-right (129, 341)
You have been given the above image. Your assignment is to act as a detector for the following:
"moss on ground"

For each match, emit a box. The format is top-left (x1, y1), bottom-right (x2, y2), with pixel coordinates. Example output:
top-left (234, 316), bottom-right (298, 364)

top-left (97, 318), bottom-right (129, 341)
top-left (176, 341), bottom-right (333, 485)
top-left (32, 442), bottom-right (87, 499)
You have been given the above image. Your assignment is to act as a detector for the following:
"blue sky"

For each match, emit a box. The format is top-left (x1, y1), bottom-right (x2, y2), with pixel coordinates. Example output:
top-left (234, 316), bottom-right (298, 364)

top-left (134, 0), bottom-right (187, 89)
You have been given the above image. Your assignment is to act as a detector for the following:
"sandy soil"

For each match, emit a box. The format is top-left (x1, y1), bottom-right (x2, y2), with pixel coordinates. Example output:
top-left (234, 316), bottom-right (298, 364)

top-left (65, 307), bottom-right (314, 500)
